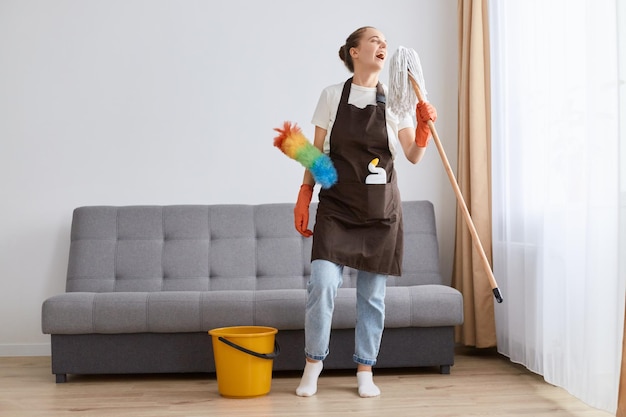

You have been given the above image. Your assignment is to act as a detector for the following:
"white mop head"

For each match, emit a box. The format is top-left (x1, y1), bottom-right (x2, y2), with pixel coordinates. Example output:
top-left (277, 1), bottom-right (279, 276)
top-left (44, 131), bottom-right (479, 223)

top-left (388, 46), bottom-right (428, 118)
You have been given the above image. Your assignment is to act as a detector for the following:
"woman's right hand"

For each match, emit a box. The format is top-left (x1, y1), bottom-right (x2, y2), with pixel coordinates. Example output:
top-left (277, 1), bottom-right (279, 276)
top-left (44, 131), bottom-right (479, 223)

top-left (294, 184), bottom-right (314, 237)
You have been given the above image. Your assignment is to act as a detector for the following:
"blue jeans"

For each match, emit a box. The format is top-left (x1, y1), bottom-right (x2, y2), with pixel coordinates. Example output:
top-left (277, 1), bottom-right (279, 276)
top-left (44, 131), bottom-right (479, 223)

top-left (304, 259), bottom-right (387, 366)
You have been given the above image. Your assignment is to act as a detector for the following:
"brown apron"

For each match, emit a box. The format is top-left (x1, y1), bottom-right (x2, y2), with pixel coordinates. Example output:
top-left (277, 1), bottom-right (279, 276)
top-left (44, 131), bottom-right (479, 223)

top-left (311, 78), bottom-right (403, 276)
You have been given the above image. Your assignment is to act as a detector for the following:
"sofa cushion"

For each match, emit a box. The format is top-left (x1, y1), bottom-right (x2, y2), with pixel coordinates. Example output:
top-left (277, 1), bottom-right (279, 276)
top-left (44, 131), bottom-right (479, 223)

top-left (41, 285), bottom-right (463, 334)
top-left (64, 202), bottom-right (442, 294)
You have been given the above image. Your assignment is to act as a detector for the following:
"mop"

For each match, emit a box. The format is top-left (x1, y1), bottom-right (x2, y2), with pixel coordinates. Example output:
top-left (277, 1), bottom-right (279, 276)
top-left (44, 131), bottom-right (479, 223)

top-left (389, 46), bottom-right (503, 303)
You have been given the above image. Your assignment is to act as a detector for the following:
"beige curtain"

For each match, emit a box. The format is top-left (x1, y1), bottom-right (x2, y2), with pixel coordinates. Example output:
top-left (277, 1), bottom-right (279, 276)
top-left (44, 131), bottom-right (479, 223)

top-left (453, 0), bottom-right (496, 348)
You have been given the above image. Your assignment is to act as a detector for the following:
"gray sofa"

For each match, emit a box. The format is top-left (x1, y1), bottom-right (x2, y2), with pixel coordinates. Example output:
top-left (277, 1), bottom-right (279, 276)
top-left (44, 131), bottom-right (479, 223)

top-left (41, 201), bottom-right (463, 383)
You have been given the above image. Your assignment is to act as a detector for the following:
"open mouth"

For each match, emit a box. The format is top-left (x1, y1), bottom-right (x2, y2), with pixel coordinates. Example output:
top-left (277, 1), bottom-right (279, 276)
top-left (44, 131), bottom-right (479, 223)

top-left (376, 52), bottom-right (386, 61)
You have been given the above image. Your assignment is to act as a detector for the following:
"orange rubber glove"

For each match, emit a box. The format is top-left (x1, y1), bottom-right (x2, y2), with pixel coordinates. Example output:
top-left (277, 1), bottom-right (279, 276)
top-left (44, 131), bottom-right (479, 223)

top-left (294, 184), bottom-right (314, 237)
top-left (415, 102), bottom-right (437, 147)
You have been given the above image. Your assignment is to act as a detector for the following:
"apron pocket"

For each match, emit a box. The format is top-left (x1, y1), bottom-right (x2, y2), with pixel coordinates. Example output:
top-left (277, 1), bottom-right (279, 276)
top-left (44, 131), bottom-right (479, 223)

top-left (318, 182), bottom-right (398, 222)
top-left (365, 183), bottom-right (396, 221)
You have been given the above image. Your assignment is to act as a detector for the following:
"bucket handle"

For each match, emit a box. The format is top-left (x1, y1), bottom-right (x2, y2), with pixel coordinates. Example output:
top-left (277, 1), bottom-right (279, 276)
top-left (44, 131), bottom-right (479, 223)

top-left (218, 336), bottom-right (281, 360)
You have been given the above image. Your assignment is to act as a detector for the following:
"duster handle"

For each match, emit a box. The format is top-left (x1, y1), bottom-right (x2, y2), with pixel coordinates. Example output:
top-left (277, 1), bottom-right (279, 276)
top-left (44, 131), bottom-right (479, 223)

top-left (409, 76), bottom-right (503, 303)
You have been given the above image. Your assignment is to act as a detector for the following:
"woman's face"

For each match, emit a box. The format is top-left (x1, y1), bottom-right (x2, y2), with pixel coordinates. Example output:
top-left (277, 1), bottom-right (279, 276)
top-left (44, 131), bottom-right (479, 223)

top-left (351, 28), bottom-right (387, 72)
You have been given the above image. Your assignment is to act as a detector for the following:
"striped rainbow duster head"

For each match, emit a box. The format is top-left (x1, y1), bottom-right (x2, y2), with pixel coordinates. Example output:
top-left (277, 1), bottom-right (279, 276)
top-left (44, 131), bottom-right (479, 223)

top-left (273, 121), bottom-right (338, 189)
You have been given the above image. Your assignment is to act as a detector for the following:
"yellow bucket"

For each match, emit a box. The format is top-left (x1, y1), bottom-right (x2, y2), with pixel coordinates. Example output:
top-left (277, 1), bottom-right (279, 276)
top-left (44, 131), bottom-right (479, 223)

top-left (208, 326), bottom-right (280, 398)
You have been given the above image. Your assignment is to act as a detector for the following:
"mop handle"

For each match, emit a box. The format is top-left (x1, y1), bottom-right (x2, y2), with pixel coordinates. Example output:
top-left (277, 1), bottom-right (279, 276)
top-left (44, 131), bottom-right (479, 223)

top-left (409, 76), bottom-right (503, 303)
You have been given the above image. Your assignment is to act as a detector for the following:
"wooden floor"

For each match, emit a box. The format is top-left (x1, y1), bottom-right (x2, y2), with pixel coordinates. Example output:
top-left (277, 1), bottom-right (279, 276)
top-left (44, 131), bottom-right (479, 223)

top-left (0, 348), bottom-right (612, 417)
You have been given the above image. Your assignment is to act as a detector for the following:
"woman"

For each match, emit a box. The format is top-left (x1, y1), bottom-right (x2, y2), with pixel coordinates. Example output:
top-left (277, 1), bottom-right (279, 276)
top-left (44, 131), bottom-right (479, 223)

top-left (294, 26), bottom-right (437, 398)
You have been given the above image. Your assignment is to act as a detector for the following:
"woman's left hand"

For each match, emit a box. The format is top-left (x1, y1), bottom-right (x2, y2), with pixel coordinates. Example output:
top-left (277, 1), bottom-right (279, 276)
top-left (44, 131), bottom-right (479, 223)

top-left (415, 102), bottom-right (437, 147)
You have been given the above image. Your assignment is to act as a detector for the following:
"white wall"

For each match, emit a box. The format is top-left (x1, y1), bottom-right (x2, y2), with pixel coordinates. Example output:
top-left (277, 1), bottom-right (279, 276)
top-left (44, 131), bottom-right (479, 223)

top-left (0, 0), bottom-right (458, 356)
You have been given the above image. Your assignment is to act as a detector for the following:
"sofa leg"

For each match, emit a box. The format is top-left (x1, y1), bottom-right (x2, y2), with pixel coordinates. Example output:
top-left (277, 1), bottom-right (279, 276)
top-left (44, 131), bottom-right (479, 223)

top-left (439, 365), bottom-right (451, 375)
top-left (55, 373), bottom-right (67, 383)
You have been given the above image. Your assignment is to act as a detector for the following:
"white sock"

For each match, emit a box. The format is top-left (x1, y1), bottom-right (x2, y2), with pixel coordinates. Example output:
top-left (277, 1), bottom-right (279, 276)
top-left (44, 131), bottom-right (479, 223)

top-left (296, 361), bottom-right (323, 397)
top-left (357, 371), bottom-right (380, 398)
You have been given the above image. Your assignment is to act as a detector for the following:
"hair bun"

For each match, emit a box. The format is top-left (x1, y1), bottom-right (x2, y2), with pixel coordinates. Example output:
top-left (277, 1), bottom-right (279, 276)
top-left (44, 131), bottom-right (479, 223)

top-left (338, 44), bottom-right (346, 62)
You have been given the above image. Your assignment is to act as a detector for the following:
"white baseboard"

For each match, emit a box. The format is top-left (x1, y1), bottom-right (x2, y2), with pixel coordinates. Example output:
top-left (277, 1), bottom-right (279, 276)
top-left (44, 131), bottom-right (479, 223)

top-left (0, 343), bottom-right (51, 357)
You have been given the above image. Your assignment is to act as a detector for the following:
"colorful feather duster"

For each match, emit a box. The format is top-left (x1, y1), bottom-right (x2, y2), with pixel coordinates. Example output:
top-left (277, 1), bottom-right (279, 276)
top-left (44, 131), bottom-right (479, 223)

top-left (273, 121), bottom-right (337, 189)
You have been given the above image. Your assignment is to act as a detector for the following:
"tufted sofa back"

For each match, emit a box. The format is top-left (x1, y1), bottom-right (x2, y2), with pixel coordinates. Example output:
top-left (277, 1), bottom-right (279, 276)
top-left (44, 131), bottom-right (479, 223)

top-left (66, 201), bottom-right (442, 293)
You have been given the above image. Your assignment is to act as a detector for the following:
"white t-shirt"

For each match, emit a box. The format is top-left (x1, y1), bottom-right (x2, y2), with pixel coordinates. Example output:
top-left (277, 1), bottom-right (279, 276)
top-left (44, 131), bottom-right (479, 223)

top-left (311, 81), bottom-right (414, 159)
